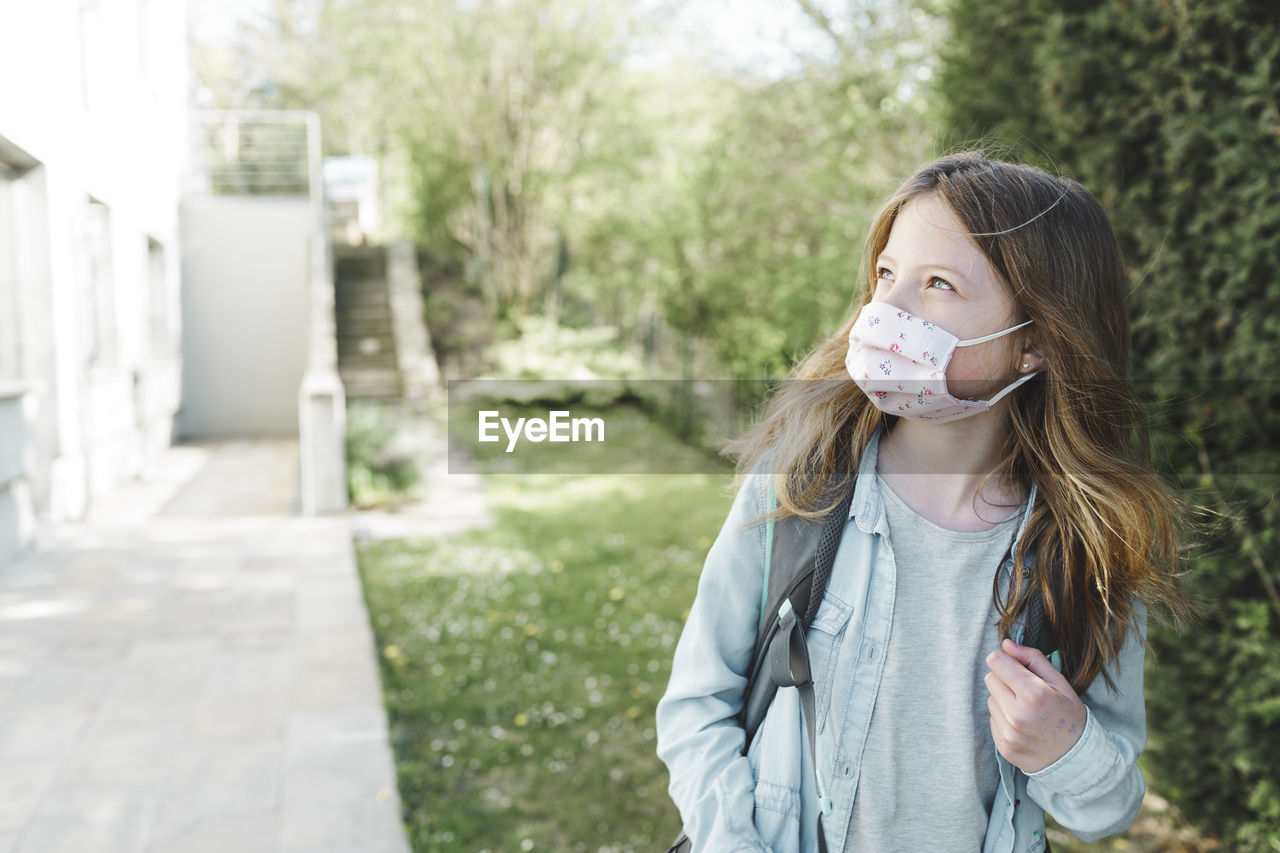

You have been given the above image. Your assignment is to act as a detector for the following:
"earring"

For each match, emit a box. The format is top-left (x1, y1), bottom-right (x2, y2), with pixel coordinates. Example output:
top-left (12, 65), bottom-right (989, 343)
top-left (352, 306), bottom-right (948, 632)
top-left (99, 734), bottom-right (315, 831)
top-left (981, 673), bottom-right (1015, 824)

top-left (1022, 362), bottom-right (1029, 369)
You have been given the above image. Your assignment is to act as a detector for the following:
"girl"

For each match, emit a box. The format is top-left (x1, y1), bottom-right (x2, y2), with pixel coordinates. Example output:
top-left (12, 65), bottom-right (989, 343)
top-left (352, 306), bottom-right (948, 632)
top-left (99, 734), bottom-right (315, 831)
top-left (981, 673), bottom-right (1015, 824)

top-left (655, 151), bottom-right (1193, 852)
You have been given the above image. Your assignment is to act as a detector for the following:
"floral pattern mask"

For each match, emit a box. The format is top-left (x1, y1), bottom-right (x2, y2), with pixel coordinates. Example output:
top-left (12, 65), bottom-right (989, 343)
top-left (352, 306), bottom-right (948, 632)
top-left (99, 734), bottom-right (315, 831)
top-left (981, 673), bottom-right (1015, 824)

top-left (845, 300), bottom-right (1039, 424)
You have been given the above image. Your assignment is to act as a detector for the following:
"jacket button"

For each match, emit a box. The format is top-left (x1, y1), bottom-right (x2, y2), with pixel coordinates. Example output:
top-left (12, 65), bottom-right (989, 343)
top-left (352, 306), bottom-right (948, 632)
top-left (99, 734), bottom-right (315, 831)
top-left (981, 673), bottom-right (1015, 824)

top-left (1014, 798), bottom-right (1021, 807)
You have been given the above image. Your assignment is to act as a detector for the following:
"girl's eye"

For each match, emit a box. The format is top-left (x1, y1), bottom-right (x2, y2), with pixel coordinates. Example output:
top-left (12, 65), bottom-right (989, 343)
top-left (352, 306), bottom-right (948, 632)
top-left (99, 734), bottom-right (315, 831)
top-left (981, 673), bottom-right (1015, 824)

top-left (877, 267), bottom-right (954, 292)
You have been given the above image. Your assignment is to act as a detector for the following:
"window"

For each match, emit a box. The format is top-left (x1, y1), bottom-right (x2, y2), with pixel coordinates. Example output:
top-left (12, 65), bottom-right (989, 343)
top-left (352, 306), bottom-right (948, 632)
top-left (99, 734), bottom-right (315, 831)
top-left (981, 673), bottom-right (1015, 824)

top-left (83, 198), bottom-right (116, 367)
top-left (146, 237), bottom-right (173, 358)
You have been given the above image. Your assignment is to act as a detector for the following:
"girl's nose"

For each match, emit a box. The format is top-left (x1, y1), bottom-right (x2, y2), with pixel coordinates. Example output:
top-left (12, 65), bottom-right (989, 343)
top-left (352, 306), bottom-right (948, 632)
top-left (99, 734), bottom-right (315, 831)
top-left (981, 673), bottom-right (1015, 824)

top-left (873, 278), bottom-right (919, 316)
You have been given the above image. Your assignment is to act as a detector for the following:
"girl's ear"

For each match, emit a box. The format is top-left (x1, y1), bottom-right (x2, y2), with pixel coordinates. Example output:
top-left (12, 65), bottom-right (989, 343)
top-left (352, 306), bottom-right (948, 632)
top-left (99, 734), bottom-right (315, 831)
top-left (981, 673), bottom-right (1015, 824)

top-left (1018, 338), bottom-right (1045, 374)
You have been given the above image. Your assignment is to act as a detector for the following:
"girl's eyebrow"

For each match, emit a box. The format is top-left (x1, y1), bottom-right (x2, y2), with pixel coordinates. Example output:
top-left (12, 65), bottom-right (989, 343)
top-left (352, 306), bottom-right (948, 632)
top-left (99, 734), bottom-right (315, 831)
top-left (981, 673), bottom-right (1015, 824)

top-left (877, 253), bottom-right (974, 286)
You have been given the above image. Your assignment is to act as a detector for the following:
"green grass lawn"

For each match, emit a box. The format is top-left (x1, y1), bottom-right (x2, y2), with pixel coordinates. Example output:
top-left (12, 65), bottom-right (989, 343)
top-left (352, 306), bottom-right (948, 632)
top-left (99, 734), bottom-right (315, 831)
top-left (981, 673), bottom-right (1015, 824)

top-left (356, 404), bottom-right (736, 851)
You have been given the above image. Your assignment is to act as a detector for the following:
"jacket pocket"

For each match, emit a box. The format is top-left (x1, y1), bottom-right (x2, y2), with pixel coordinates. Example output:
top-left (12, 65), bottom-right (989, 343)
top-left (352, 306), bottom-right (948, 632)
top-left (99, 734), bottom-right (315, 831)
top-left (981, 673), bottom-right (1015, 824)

top-left (806, 593), bottom-right (853, 733)
top-left (753, 780), bottom-right (802, 852)
top-left (746, 692), bottom-right (805, 851)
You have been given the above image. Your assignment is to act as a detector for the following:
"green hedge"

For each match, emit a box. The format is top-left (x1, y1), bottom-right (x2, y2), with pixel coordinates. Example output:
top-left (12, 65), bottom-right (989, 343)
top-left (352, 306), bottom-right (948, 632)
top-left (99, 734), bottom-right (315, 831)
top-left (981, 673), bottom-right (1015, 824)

top-left (939, 1), bottom-right (1280, 847)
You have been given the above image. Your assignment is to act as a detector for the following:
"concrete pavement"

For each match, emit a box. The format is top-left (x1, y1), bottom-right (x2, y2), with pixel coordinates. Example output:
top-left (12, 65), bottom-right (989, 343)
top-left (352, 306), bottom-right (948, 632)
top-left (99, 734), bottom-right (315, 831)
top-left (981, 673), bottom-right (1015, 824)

top-left (0, 439), bottom-right (412, 853)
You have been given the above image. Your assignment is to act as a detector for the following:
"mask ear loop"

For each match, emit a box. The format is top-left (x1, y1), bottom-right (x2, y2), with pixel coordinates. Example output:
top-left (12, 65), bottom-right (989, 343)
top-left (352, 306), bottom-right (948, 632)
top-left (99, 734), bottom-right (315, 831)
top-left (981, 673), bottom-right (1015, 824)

top-left (982, 368), bottom-right (1041, 407)
top-left (955, 318), bottom-right (1034, 347)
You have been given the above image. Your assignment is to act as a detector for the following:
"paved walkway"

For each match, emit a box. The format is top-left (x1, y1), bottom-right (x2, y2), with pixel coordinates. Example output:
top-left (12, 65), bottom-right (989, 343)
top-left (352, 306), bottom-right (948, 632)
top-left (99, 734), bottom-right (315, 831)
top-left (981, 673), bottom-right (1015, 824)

top-left (0, 439), bottom-right (413, 853)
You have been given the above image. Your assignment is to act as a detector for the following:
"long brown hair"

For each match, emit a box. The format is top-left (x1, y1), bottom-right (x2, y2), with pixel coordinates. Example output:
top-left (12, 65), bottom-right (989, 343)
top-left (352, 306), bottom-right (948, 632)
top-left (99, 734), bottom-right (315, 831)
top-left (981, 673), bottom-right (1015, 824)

top-left (725, 150), bottom-right (1195, 694)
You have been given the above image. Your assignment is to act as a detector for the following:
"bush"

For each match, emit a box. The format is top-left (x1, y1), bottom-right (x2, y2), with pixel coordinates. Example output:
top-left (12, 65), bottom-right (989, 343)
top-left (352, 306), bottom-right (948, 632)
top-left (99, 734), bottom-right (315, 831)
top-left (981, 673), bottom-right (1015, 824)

top-left (346, 401), bottom-right (422, 510)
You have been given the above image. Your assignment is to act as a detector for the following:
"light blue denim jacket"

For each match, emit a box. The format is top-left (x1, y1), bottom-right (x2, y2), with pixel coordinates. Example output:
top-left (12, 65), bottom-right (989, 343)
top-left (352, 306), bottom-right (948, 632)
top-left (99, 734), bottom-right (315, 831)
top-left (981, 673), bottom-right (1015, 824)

top-left (656, 428), bottom-right (1148, 852)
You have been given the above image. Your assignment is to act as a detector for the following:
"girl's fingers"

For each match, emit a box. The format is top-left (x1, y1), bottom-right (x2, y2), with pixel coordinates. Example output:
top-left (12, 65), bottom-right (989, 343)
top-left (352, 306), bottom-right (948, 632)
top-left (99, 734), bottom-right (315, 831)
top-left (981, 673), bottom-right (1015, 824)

top-left (985, 648), bottom-right (1040, 698)
top-left (984, 668), bottom-right (1016, 705)
top-left (988, 696), bottom-right (1008, 742)
top-left (985, 670), bottom-right (1019, 729)
top-left (987, 694), bottom-right (1013, 740)
top-left (1001, 639), bottom-right (1074, 696)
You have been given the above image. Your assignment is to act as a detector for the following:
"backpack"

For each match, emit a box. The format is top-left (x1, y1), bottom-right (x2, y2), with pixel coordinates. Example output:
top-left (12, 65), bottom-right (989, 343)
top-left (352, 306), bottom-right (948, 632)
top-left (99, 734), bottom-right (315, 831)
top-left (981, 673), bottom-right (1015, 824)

top-left (667, 446), bottom-right (1061, 853)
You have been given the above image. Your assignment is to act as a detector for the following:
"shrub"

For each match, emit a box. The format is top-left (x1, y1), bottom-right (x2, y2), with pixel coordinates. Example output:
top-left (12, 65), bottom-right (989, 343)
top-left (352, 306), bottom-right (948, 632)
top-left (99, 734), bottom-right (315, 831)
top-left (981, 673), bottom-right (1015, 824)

top-left (346, 401), bottom-right (422, 510)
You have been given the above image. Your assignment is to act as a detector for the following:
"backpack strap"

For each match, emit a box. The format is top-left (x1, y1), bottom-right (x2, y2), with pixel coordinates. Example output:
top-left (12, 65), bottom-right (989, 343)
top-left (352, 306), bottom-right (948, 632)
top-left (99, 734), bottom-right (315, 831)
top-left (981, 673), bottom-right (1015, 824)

top-left (1020, 560), bottom-right (1066, 677)
top-left (740, 449), bottom-right (855, 853)
top-left (768, 597), bottom-right (832, 851)
top-left (741, 448), bottom-right (856, 746)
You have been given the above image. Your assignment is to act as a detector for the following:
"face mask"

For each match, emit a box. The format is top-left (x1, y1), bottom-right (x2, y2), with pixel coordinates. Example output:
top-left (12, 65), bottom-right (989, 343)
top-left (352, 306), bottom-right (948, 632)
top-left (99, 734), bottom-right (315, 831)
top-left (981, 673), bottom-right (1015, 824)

top-left (845, 300), bottom-right (1039, 424)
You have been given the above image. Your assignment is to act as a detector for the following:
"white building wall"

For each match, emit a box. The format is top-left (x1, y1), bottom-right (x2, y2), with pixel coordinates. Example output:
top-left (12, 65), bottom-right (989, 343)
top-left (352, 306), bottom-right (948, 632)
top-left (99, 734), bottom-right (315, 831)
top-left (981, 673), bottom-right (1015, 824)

top-left (0, 0), bottom-right (188, 553)
top-left (177, 196), bottom-right (312, 438)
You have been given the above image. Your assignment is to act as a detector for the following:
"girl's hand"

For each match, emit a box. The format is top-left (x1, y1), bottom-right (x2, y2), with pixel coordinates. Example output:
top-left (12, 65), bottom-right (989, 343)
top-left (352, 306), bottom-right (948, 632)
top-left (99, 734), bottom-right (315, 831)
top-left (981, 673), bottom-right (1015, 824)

top-left (985, 638), bottom-right (1087, 774)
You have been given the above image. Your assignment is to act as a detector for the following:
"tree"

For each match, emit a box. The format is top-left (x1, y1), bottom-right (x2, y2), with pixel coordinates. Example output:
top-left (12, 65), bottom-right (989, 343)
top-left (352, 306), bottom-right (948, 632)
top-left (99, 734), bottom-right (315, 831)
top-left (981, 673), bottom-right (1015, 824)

top-left (317, 0), bottom-right (650, 321)
top-left (583, 0), bottom-right (950, 379)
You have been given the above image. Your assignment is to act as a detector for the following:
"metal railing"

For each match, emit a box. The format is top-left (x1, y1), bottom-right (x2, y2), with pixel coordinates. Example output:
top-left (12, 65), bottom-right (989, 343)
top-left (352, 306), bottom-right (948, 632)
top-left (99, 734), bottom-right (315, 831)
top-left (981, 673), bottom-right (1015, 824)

top-left (187, 110), bottom-right (315, 197)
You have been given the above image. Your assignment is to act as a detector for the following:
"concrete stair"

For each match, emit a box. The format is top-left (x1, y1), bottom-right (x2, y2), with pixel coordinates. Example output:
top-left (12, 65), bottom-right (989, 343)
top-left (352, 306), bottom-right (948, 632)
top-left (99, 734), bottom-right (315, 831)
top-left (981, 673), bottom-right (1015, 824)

top-left (334, 248), bottom-right (403, 400)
